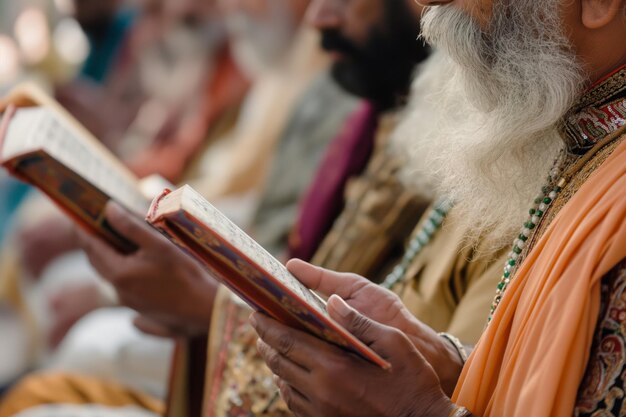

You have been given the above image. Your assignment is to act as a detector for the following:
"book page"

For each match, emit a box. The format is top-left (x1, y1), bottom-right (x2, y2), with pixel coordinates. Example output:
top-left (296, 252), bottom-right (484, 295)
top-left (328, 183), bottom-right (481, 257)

top-left (3, 107), bottom-right (147, 214)
top-left (180, 186), bottom-right (328, 315)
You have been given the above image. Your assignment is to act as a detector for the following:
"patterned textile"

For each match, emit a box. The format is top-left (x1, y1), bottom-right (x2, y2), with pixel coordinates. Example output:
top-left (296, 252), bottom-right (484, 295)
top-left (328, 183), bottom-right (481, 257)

top-left (206, 297), bottom-right (291, 417)
top-left (561, 66), bottom-right (626, 153)
top-left (575, 262), bottom-right (626, 417)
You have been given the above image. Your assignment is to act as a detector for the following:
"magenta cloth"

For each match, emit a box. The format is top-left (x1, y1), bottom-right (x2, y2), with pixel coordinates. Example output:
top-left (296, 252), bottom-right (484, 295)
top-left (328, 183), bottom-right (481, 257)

top-left (288, 101), bottom-right (379, 261)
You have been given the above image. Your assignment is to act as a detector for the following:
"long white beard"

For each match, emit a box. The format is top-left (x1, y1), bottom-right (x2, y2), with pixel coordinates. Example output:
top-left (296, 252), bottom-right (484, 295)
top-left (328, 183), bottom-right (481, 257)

top-left (394, 1), bottom-right (586, 251)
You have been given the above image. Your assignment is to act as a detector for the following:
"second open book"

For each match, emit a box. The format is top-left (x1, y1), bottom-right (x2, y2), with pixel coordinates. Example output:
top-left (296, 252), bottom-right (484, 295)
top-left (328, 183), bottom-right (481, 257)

top-left (0, 84), bottom-right (388, 370)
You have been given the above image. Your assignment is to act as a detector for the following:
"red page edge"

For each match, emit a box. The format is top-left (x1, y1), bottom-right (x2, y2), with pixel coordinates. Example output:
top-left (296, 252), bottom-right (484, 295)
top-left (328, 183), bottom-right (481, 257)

top-left (0, 104), bottom-right (17, 161)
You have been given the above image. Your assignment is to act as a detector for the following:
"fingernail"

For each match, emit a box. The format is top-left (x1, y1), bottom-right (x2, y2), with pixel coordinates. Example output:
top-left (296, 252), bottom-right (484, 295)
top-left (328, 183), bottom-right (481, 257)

top-left (256, 338), bottom-right (265, 353)
top-left (329, 294), bottom-right (351, 318)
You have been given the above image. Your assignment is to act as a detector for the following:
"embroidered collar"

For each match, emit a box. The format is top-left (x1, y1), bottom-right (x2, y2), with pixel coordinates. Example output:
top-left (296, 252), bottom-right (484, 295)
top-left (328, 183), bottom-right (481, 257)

top-left (560, 65), bottom-right (626, 155)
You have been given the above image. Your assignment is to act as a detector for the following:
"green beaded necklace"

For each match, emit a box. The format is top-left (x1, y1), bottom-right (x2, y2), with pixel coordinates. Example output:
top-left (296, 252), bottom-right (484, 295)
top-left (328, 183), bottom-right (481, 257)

top-left (381, 151), bottom-right (571, 324)
top-left (381, 199), bottom-right (453, 290)
top-left (488, 152), bottom-right (570, 321)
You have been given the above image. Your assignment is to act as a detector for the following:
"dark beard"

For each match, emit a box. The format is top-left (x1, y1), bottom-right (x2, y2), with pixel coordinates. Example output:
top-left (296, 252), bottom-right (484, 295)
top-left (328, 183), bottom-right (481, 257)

top-left (321, 2), bottom-right (430, 109)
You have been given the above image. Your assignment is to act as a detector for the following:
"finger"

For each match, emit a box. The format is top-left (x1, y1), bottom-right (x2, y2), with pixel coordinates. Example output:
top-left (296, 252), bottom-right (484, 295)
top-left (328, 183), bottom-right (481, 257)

top-left (76, 226), bottom-right (126, 280)
top-left (274, 376), bottom-right (313, 417)
top-left (286, 259), bottom-right (368, 299)
top-left (250, 312), bottom-right (336, 371)
top-left (132, 315), bottom-right (179, 339)
top-left (105, 201), bottom-right (164, 248)
top-left (328, 294), bottom-right (408, 360)
top-left (256, 339), bottom-right (310, 387)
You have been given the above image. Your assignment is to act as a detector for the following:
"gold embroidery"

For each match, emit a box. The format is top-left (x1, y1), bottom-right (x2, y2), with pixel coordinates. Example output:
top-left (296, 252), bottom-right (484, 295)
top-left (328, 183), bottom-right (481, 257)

top-left (526, 132), bottom-right (626, 254)
top-left (560, 66), bottom-right (626, 153)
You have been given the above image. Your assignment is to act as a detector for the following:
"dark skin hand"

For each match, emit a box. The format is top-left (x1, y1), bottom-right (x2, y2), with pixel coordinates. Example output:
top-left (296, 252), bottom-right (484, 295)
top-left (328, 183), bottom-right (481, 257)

top-left (47, 281), bottom-right (105, 348)
top-left (250, 259), bottom-right (466, 417)
top-left (77, 201), bottom-right (218, 338)
top-left (18, 214), bottom-right (80, 278)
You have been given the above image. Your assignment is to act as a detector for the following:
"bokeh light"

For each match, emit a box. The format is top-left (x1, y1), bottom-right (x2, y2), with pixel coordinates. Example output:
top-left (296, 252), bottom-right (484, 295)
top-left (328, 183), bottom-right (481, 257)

top-left (14, 6), bottom-right (51, 65)
top-left (54, 0), bottom-right (76, 15)
top-left (0, 35), bottom-right (21, 85)
top-left (53, 17), bottom-right (89, 65)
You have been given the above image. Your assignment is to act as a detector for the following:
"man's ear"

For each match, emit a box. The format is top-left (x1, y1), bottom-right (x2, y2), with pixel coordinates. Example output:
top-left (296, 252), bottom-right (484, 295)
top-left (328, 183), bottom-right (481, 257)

top-left (581, 0), bottom-right (624, 29)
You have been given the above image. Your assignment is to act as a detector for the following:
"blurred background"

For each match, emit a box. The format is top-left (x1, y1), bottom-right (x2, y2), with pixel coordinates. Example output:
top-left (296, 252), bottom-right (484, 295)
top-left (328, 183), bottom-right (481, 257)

top-left (0, 0), bottom-right (126, 91)
top-left (0, 0), bottom-right (424, 412)
top-left (0, 0), bottom-right (334, 400)
top-left (0, 0), bottom-right (161, 392)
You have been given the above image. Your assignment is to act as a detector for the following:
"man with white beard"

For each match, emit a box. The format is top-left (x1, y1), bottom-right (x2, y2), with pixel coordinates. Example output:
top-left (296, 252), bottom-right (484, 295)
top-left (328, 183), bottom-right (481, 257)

top-left (251, 0), bottom-right (626, 416)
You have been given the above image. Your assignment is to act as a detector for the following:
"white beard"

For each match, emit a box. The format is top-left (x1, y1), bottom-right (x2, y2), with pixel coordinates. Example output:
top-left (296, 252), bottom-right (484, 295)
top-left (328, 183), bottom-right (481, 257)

top-left (392, 0), bottom-right (586, 251)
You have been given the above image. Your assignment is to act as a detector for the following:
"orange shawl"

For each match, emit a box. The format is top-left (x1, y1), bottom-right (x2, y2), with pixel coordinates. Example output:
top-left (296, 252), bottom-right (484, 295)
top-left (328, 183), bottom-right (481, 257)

top-left (453, 136), bottom-right (626, 417)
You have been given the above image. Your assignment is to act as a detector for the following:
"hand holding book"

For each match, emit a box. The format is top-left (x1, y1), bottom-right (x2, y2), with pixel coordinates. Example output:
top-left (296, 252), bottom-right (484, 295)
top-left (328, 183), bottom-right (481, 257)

top-left (0, 84), bottom-right (391, 373)
top-left (77, 200), bottom-right (218, 337)
top-left (249, 259), bottom-right (461, 417)
top-left (0, 83), bottom-right (173, 253)
top-left (147, 185), bottom-right (391, 369)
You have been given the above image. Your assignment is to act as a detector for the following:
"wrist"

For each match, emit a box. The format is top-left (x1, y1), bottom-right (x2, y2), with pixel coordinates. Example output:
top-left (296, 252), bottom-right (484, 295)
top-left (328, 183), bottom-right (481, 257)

top-left (436, 333), bottom-right (467, 396)
top-left (438, 333), bottom-right (468, 363)
top-left (447, 405), bottom-right (473, 417)
top-left (422, 395), bottom-right (457, 417)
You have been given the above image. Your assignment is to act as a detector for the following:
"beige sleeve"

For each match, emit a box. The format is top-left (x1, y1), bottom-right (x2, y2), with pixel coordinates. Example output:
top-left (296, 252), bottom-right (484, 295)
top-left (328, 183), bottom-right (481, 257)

top-left (444, 252), bottom-right (506, 345)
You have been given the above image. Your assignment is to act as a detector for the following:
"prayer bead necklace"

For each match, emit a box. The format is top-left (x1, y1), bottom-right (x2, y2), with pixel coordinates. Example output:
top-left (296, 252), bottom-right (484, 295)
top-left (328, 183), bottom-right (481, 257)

top-left (381, 199), bottom-right (453, 289)
top-left (488, 151), bottom-right (569, 321)
top-left (381, 152), bottom-right (571, 323)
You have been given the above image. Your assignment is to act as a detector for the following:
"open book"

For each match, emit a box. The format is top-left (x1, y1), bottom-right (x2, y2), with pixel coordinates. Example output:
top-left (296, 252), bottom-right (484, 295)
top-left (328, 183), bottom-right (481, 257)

top-left (0, 84), bottom-right (170, 252)
top-left (147, 185), bottom-right (391, 370)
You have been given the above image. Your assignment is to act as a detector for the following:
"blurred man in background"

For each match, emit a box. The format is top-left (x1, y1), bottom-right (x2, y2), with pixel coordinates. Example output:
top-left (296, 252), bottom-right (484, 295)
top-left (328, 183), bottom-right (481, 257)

top-left (0, 0), bottom-right (246, 403)
top-left (73, 0), bottom-right (135, 84)
top-left (0, 0), bottom-right (436, 416)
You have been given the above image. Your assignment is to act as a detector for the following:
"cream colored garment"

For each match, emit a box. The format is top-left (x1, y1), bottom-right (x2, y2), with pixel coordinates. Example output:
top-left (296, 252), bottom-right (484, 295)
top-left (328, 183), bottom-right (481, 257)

top-left (189, 28), bottom-right (329, 199)
top-left (397, 209), bottom-right (508, 344)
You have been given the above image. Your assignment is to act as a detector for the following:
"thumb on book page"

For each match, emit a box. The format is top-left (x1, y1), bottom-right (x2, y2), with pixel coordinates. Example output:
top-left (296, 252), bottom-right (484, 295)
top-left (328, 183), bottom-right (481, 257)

top-left (327, 294), bottom-right (396, 352)
top-left (286, 259), bottom-right (366, 299)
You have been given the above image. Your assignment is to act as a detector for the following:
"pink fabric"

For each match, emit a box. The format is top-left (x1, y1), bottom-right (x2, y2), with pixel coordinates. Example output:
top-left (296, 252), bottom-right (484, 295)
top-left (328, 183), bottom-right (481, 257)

top-left (288, 101), bottom-right (379, 261)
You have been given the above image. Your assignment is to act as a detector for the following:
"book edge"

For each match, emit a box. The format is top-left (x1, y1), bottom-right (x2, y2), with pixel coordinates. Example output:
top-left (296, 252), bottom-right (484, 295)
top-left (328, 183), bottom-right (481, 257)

top-left (1, 84), bottom-right (141, 186)
top-left (146, 188), bottom-right (174, 223)
top-left (188, 209), bottom-right (390, 369)
top-left (149, 196), bottom-right (390, 370)
top-left (0, 105), bottom-right (17, 162)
